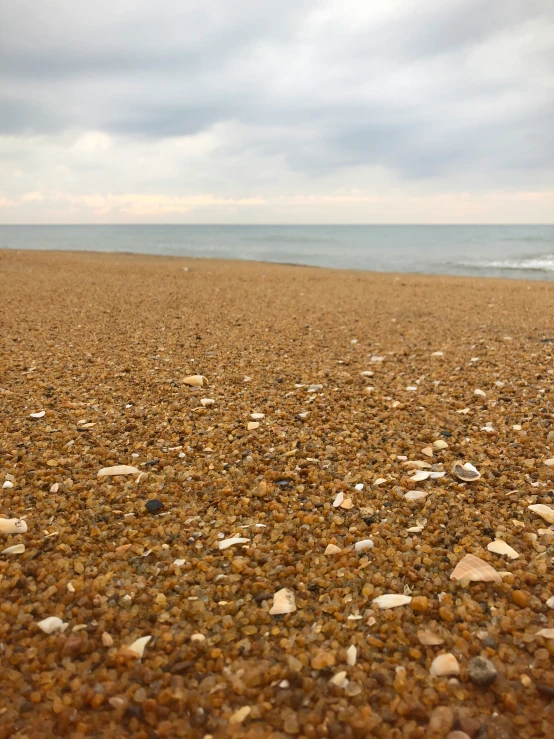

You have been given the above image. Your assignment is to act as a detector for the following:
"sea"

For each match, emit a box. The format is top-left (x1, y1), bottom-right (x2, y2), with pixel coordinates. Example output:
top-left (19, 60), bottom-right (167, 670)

top-left (1, 224), bottom-right (554, 281)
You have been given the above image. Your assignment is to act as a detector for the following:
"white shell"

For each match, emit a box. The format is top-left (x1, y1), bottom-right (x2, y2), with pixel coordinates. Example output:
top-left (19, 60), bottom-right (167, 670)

top-left (528, 504), bottom-right (554, 524)
top-left (421, 447), bottom-right (433, 458)
top-left (183, 375), bottom-right (208, 387)
top-left (373, 477), bottom-right (387, 486)
top-left (372, 594), bottom-right (412, 609)
top-left (543, 458), bottom-right (554, 466)
top-left (405, 491), bottom-right (428, 500)
top-left (97, 465), bottom-right (139, 477)
top-left (50, 483), bottom-right (60, 493)
top-left (173, 559), bottom-right (186, 566)
top-left (0, 518), bottom-right (28, 534)
top-left (474, 389), bottom-right (486, 397)
top-left (346, 644), bottom-right (357, 666)
top-left (354, 539), bottom-right (374, 552)
top-left (329, 671), bottom-right (348, 688)
top-left (2, 481), bottom-right (14, 489)
top-left (546, 596), bottom-right (554, 609)
top-left (536, 628), bottom-right (554, 639)
top-left (102, 632), bottom-right (114, 647)
top-left (190, 633), bottom-right (206, 642)
top-left (450, 553), bottom-right (502, 582)
top-left (219, 537), bottom-right (250, 550)
top-left (487, 539), bottom-right (519, 560)
top-left (410, 470), bottom-right (432, 482)
top-left (200, 398), bottom-right (215, 407)
top-left (250, 413), bottom-right (265, 419)
top-left (324, 544), bottom-right (342, 555)
top-left (433, 440), bottom-right (448, 449)
top-left (29, 411), bottom-right (45, 418)
top-left (230, 706), bottom-right (251, 724)
top-left (431, 351), bottom-right (444, 356)
top-left (333, 492), bottom-right (344, 508)
top-left (247, 421), bottom-right (260, 430)
top-left (2, 544), bottom-right (25, 554)
top-left (417, 630), bottom-right (444, 645)
top-left (126, 635), bottom-right (152, 658)
top-left (354, 483), bottom-right (364, 491)
top-left (430, 653), bottom-right (460, 677)
top-left (38, 616), bottom-right (68, 634)
top-left (452, 461), bottom-right (481, 482)
top-left (407, 526), bottom-right (424, 533)
top-left (269, 588), bottom-right (296, 615)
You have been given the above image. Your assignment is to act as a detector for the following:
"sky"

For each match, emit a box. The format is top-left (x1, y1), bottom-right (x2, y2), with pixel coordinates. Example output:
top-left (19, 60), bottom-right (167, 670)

top-left (0, 0), bottom-right (553, 224)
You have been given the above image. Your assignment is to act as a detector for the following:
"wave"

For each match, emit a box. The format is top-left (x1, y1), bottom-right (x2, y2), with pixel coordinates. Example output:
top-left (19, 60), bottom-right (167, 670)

top-left (458, 253), bottom-right (554, 272)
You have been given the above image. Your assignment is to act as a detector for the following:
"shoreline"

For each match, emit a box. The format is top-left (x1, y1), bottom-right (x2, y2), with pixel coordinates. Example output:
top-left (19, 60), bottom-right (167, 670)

top-left (1, 249), bottom-right (554, 737)
top-left (1, 246), bottom-right (554, 285)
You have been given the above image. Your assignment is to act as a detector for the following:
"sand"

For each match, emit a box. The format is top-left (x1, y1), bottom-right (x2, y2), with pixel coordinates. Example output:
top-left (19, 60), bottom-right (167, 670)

top-left (1, 248), bottom-right (554, 738)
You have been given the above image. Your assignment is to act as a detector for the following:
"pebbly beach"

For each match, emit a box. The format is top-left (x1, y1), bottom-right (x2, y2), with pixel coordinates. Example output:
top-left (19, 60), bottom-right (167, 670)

top-left (1, 248), bottom-right (554, 738)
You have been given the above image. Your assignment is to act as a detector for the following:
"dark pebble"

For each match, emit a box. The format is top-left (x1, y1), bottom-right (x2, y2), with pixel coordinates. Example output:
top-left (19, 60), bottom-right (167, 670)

top-left (468, 656), bottom-right (497, 687)
top-left (145, 499), bottom-right (164, 513)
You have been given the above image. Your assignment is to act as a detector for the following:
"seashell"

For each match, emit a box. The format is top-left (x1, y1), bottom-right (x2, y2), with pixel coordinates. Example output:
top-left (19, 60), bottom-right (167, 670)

top-left (38, 616), bottom-right (68, 634)
top-left (29, 411), bottom-right (45, 418)
top-left (373, 478), bottom-right (386, 485)
top-left (474, 389), bottom-right (486, 397)
top-left (433, 439), bottom-right (448, 449)
top-left (230, 706), bottom-right (251, 724)
top-left (173, 559), bottom-right (186, 566)
top-left (405, 491), bottom-right (428, 500)
top-left (247, 421), bottom-right (260, 431)
top-left (402, 460), bottom-right (432, 469)
top-left (2, 481), bottom-right (14, 489)
top-left (333, 492), bottom-right (344, 508)
top-left (269, 588), bottom-right (296, 615)
top-left (67, 582), bottom-right (75, 593)
top-left (407, 526), bottom-right (424, 533)
top-left (347, 614), bottom-right (362, 621)
top-left (528, 504), bottom-right (554, 524)
top-left (421, 447), bottom-right (433, 458)
top-left (97, 465), bottom-right (139, 477)
top-left (346, 644), bottom-right (357, 666)
top-left (373, 594), bottom-right (412, 609)
top-left (126, 635), bottom-right (152, 658)
top-left (190, 633), bottom-right (206, 643)
top-left (219, 537), bottom-right (250, 550)
top-left (324, 544), bottom-right (342, 555)
top-left (406, 386), bottom-right (417, 391)
top-left (329, 671), bottom-right (348, 688)
top-left (450, 553), bottom-right (502, 582)
top-left (370, 356), bottom-right (385, 362)
top-left (546, 596), bottom-right (554, 609)
top-left (307, 384), bottom-right (323, 393)
top-left (513, 424), bottom-right (522, 431)
top-left (360, 371), bottom-right (374, 377)
top-left (410, 470), bottom-right (432, 482)
top-left (452, 461), bottom-right (481, 481)
top-left (535, 629), bottom-right (554, 639)
top-left (183, 375), bottom-right (207, 387)
top-left (200, 398), bottom-right (215, 407)
top-left (0, 518), bottom-right (28, 534)
top-left (102, 632), bottom-right (114, 647)
top-left (2, 544), bottom-right (25, 555)
top-left (457, 408), bottom-right (470, 414)
top-left (50, 483), bottom-right (59, 493)
top-left (354, 539), bottom-right (374, 552)
top-left (431, 351), bottom-right (444, 356)
top-left (487, 539), bottom-right (519, 559)
top-left (354, 483), bottom-right (364, 491)
top-left (544, 458), bottom-right (554, 466)
top-left (417, 630), bottom-right (444, 645)
top-left (250, 412), bottom-right (265, 419)
top-left (364, 386), bottom-right (374, 394)
top-left (430, 653), bottom-right (460, 677)
top-left (429, 471), bottom-right (446, 479)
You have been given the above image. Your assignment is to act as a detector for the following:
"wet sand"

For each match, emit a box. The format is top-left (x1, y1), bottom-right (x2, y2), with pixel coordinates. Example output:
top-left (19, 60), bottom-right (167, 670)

top-left (1, 249), bottom-right (554, 738)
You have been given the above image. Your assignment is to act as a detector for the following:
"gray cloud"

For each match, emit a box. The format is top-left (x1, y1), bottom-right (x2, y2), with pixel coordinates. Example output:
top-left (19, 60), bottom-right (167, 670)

top-left (0, 0), bottom-right (553, 184)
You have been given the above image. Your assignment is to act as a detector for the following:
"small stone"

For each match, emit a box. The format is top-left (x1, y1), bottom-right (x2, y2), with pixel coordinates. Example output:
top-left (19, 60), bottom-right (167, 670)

top-left (427, 706), bottom-right (454, 737)
top-left (311, 650), bottom-right (335, 670)
top-left (468, 656), bottom-right (497, 687)
top-left (410, 596), bottom-right (429, 612)
top-left (430, 653), bottom-right (460, 677)
top-left (145, 499), bottom-right (163, 513)
top-left (102, 632), bottom-right (114, 647)
top-left (439, 605), bottom-right (455, 622)
top-left (229, 706), bottom-right (251, 724)
top-left (283, 712), bottom-right (299, 734)
top-left (446, 733), bottom-right (471, 739)
top-left (511, 590), bottom-right (529, 608)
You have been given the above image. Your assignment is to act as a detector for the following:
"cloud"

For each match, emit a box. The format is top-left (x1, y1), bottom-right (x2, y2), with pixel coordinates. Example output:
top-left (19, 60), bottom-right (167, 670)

top-left (0, 0), bottom-right (553, 222)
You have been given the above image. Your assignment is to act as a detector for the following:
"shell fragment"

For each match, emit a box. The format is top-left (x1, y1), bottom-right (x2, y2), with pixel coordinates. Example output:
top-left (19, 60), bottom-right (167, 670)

top-left (269, 588), bottom-right (296, 616)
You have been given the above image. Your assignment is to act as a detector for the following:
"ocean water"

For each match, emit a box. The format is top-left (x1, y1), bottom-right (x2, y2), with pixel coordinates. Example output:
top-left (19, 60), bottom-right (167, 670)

top-left (1, 224), bottom-right (554, 280)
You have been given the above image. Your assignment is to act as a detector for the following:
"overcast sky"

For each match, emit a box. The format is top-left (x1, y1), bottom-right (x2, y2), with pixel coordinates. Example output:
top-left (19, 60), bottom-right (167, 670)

top-left (1, 0), bottom-right (553, 223)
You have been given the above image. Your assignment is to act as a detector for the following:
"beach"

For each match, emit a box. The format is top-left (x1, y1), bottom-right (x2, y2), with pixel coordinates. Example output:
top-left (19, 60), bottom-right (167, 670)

top-left (1, 248), bottom-right (554, 738)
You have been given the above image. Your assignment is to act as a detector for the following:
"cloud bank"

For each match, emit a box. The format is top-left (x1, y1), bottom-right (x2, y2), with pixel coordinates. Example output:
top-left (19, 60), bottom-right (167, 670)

top-left (1, 0), bottom-right (553, 223)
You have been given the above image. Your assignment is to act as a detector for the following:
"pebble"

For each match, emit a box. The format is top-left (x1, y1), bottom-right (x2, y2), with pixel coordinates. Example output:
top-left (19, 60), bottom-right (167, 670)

top-left (145, 499), bottom-right (164, 513)
top-left (468, 656), bottom-right (498, 687)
